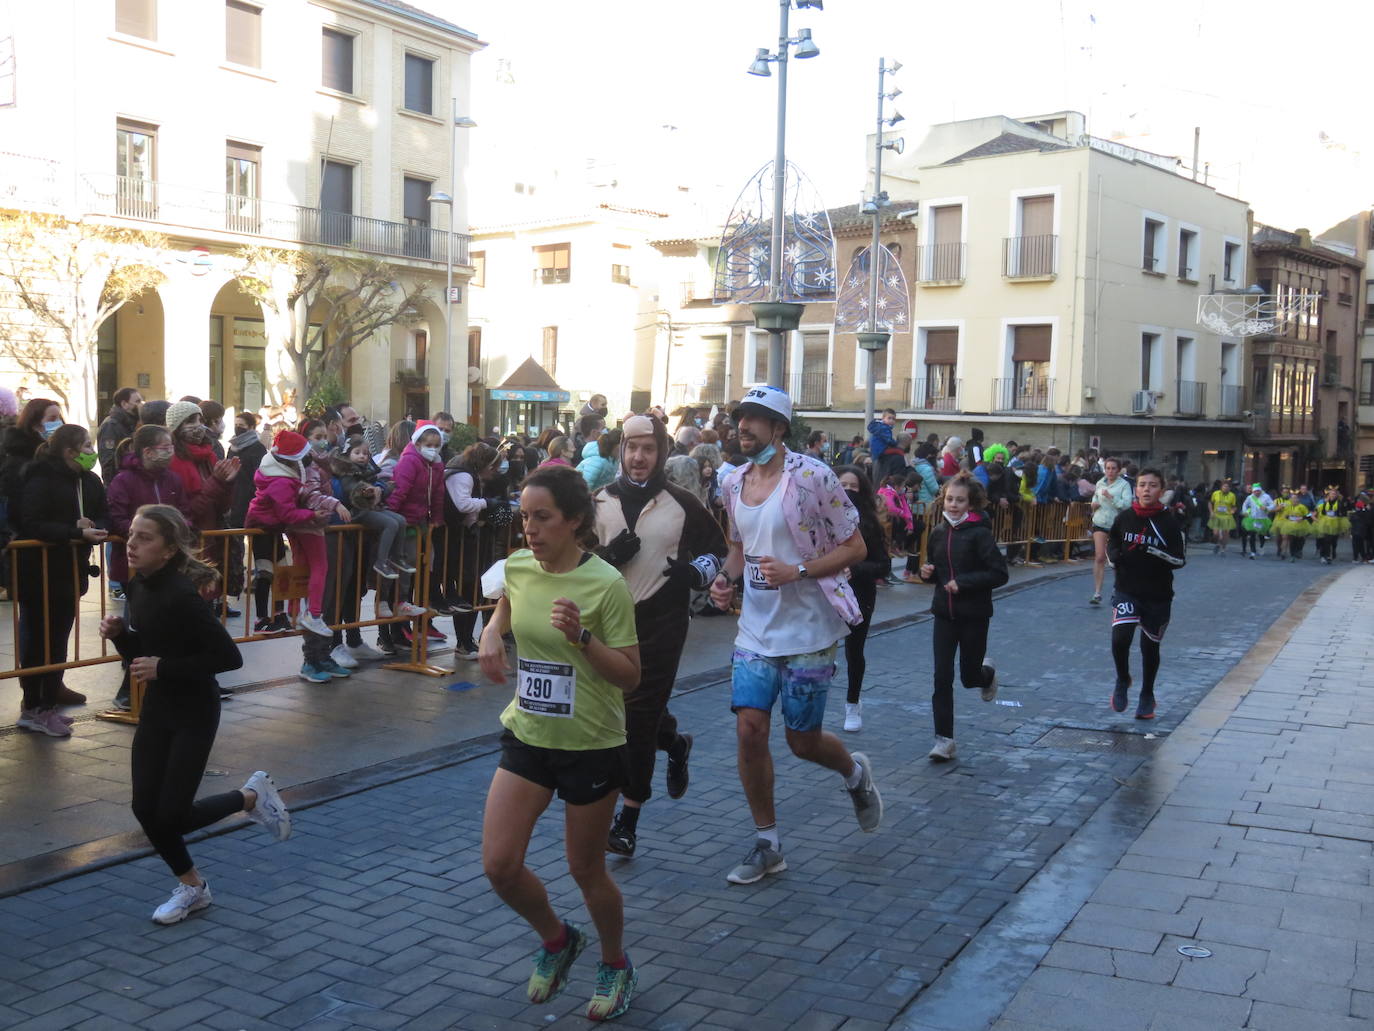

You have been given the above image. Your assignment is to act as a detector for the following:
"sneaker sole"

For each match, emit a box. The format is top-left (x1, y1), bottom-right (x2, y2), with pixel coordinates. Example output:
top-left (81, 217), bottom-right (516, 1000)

top-left (151, 897), bottom-right (211, 925)
top-left (843, 721), bottom-right (862, 732)
top-left (605, 839), bottom-right (636, 857)
top-left (726, 859), bottom-right (787, 885)
top-left (1134, 709), bottom-right (1156, 720)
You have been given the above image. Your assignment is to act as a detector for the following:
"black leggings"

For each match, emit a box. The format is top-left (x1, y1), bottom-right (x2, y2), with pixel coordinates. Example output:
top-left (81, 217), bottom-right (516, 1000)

top-left (1240, 530), bottom-right (1261, 553)
top-left (845, 583), bottom-right (877, 704)
top-left (131, 692), bottom-right (243, 877)
top-left (17, 598), bottom-right (75, 710)
top-left (931, 615), bottom-right (991, 739)
top-left (1111, 623), bottom-right (1160, 696)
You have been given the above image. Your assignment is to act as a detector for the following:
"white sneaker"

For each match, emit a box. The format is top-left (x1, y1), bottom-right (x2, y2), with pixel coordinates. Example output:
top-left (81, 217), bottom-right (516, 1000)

top-left (329, 644), bottom-right (360, 669)
top-left (981, 664), bottom-right (998, 702)
top-left (241, 770), bottom-right (292, 842)
top-left (843, 702), bottom-right (863, 732)
top-left (151, 880), bottom-right (213, 925)
top-left (297, 612), bottom-right (330, 636)
top-left (928, 736), bottom-right (957, 762)
top-left (348, 641), bottom-right (385, 661)
top-left (452, 641), bottom-right (479, 660)
top-left (396, 602), bottom-right (428, 618)
top-left (376, 600), bottom-right (393, 619)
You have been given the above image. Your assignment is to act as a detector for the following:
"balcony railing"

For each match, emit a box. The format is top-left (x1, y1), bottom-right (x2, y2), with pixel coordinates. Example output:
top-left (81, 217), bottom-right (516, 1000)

top-left (917, 242), bottom-right (965, 282)
top-left (1175, 380), bottom-right (1206, 417)
top-left (792, 370), bottom-right (830, 408)
top-left (1338, 291), bottom-right (1353, 305)
top-left (1250, 404), bottom-right (1314, 439)
top-left (910, 376), bottom-right (959, 411)
top-left (83, 174), bottom-right (470, 265)
top-left (680, 281), bottom-right (713, 306)
top-left (1218, 384), bottom-right (1245, 419)
top-left (992, 377), bottom-right (1053, 412)
top-left (394, 357), bottom-right (428, 386)
top-left (1002, 235), bottom-right (1058, 278)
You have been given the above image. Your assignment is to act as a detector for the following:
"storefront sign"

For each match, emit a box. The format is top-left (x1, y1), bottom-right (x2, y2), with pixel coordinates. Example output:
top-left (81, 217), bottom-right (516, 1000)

top-left (490, 389), bottom-right (570, 403)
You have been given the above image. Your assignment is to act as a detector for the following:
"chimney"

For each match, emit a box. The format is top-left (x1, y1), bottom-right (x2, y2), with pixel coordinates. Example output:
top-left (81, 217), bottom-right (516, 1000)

top-left (1296, 228), bottom-right (1312, 248)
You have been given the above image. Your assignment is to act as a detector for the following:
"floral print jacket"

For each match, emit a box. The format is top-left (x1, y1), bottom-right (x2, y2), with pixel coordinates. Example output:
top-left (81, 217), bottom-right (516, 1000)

top-left (720, 449), bottom-right (862, 626)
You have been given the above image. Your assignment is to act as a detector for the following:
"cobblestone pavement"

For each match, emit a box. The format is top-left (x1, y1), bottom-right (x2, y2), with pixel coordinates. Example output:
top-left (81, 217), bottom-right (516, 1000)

top-left (0, 551), bottom-right (1335, 1029)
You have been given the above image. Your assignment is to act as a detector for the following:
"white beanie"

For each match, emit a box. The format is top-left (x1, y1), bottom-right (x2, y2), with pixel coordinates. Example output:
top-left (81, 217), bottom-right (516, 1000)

top-left (165, 401), bottom-right (202, 436)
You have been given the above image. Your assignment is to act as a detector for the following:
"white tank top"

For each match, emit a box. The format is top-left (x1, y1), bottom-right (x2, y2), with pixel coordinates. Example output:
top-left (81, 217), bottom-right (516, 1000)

top-left (733, 475), bottom-right (847, 657)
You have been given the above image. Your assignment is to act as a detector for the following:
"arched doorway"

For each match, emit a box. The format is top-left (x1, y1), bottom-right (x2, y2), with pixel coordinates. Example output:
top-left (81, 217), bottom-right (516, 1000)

top-left (103, 287), bottom-right (165, 405)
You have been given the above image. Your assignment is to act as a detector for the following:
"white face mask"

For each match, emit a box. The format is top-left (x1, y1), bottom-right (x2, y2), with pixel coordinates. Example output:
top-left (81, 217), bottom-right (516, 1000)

top-left (419, 446), bottom-right (440, 463)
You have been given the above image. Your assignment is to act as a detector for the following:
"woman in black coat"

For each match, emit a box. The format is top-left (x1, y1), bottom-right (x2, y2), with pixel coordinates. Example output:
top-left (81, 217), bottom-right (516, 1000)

top-left (100, 503), bottom-right (292, 925)
top-left (13, 424), bottom-right (108, 737)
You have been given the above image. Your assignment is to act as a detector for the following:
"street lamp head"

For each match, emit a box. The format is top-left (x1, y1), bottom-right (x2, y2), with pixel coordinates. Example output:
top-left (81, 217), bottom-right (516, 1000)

top-left (427, 191), bottom-right (453, 204)
top-left (882, 137), bottom-right (905, 155)
top-left (885, 87), bottom-right (903, 100)
top-left (886, 111), bottom-right (905, 127)
top-left (453, 116), bottom-right (478, 129)
top-left (794, 28), bottom-right (820, 59)
top-left (887, 59), bottom-right (903, 74)
top-left (747, 48), bottom-right (773, 76)
top-left (860, 199), bottom-right (879, 215)
top-left (795, 0), bottom-right (823, 9)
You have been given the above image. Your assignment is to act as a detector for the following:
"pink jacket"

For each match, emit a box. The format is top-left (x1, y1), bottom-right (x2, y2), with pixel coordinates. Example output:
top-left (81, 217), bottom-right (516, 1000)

top-left (300, 456), bottom-right (344, 518)
top-left (878, 484), bottom-right (914, 533)
top-left (386, 442), bottom-right (444, 525)
top-left (245, 453), bottom-right (320, 532)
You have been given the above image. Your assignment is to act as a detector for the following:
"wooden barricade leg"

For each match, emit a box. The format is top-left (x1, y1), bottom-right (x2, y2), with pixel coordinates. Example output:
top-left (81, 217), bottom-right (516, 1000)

top-left (382, 525), bottom-right (449, 677)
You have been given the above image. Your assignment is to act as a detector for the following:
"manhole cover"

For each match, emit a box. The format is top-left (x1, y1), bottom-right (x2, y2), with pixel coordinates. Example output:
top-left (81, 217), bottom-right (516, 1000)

top-left (1033, 726), bottom-right (1162, 755)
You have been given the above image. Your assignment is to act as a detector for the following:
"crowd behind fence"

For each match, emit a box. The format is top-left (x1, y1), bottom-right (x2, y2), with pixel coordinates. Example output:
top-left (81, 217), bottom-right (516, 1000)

top-left (1, 499), bottom-right (1093, 714)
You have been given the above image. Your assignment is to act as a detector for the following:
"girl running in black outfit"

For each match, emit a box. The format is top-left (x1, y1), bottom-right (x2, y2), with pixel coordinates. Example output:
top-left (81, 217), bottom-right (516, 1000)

top-left (835, 465), bottom-right (892, 733)
top-left (100, 504), bottom-right (292, 925)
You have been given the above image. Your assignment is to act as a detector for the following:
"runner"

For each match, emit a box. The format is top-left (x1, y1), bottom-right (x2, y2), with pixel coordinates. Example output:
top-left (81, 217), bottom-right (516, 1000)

top-left (707, 385), bottom-right (882, 886)
top-left (1274, 488), bottom-right (1311, 562)
top-left (1107, 468), bottom-right (1187, 720)
top-left (1089, 457), bottom-right (1131, 605)
top-left (917, 472), bottom-right (1008, 760)
top-left (1208, 478), bottom-right (1238, 555)
top-left (1240, 483), bottom-right (1274, 559)
top-left (834, 465), bottom-right (892, 732)
top-left (592, 414), bottom-right (726, 858)
top-left (99, 505), bottom-right (290, 925)
top-left (1313, 486), bottom-right (1346, 565)
top-left (477, 465), bottom-right (642, 1022)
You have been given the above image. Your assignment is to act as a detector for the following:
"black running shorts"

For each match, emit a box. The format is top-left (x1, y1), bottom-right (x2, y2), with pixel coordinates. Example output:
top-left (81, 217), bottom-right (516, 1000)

top-left (497, 729), bottom-right (628, 805)
top-left (1110, 591), bottom-right (1171, 643)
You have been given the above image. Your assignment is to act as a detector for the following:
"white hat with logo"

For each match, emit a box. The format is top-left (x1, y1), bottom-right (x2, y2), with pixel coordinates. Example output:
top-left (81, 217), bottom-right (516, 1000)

top-left (731, 384), bottom-right (792, 428)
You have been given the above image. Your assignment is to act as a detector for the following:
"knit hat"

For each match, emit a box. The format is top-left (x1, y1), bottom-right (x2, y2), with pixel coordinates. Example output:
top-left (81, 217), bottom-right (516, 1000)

top-left (165, 400), bottom-right (202, 436)
top-left (411, 419), bottom-right (440, 444)
top-left (271, 430), bottom-right (311, 461)
top-left (619, 414), bottom-right (670, 482)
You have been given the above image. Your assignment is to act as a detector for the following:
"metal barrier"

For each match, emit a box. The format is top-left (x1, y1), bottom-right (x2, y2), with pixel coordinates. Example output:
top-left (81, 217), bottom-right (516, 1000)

top-left (2, 512), bottom-right (527, 724)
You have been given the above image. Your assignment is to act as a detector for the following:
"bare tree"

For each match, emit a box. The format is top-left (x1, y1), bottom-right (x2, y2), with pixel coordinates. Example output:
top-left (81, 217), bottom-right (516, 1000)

top-left (234, 247), bottom-right (427, 404)
top-left (0, 212), bottom-right (165, 427)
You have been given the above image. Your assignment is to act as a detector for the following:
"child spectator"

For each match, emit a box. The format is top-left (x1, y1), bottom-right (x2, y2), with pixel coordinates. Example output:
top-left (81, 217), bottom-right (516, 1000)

top-left (383, 421), bottom-right (445, 620)
top-left (331, 439), bottom-right (410, 581)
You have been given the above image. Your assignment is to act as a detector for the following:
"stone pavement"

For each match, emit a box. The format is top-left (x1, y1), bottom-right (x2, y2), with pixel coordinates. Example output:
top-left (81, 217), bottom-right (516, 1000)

top-left (0, 551), bottom-right (1339, 1029)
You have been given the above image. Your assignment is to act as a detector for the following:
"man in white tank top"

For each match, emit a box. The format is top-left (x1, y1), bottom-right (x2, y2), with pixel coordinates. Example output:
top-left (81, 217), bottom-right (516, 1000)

top-left (708, 386), bottom-right (884, 886)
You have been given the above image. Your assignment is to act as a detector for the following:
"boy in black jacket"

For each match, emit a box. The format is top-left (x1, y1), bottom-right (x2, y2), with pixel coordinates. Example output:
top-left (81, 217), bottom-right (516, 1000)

top-left (918, 472), bottom-right (1009, 761)
top-left (1107, 467), bottom-right (1187, 720)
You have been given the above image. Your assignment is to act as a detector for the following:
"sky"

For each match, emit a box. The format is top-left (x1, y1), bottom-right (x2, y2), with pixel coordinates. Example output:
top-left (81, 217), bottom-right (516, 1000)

top-left (439, 0), bottom-right (1374, 236)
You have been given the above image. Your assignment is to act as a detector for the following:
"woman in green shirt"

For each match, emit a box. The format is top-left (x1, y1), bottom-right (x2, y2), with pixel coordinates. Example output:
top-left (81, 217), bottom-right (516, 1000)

top-left (479, 464), bottom-right (642, 1022)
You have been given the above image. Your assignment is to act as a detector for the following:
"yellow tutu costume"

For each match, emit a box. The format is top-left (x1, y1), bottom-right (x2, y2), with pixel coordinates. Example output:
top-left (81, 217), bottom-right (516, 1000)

top-left (1208, 490), bottom-right (1238, 532)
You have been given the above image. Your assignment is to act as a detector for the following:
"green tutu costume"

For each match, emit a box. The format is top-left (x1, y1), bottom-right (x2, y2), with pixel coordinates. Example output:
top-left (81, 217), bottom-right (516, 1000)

top-left (1242, 515), bottom-right (1271, 534)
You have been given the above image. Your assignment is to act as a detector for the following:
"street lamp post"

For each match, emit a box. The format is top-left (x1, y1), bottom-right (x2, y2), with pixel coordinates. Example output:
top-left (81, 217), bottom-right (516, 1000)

top-left (748, 0), bottom-right (823, 388)
top-left (857, 59), bottom-right (904, 423)
top-left (427, 104), bottom-right (477, 416)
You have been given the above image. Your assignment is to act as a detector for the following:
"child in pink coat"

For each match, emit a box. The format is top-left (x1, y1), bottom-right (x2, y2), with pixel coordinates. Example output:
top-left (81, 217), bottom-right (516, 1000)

top-left (382, 421), bottom-right (445, 618)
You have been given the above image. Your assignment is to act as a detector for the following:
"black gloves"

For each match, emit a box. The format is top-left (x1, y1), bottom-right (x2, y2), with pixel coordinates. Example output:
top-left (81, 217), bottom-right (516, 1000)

top-left (600, 528), bottom-right (641, 567)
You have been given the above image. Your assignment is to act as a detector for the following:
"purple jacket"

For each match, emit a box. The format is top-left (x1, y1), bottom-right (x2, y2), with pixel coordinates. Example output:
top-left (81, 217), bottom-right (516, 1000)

top-left (386, 442), bottom-right (444, 526)
top-left (105, 453), bottom-right (191, 583)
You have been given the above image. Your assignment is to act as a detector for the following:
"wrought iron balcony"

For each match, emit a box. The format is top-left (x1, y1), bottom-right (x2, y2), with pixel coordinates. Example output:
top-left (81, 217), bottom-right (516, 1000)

top-left (910, 376), bottom-right (959, 412)
top-left (82, 174), bottom-right (470, 265)
top-left (916, 242), bottom-right (965, 283)
top-left (1175, 380), bottom-right (1206, 418)
top-left (1218, 384), bottom-right (1245, 419)
top-left (992, 377), bottom-right (1053, 412)
top-left (394, 357), bottom-right (428, 386)
top-left (1002, 235), bottom-right (1058, 278)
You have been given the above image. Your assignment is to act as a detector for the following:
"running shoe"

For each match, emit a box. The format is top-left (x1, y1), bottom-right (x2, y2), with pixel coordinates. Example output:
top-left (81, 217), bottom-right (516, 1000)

top-left (253, 616), bottom-right (277, 635)
top-left (452, 639), bottom-right (480, 661)
top-left (425, 625), bottom-right (447, 642)
top-left (109, 697), bottom-right (132, 713)
top-left (318, 657), bottom-right (352, 679)
top-left (372, 561), bottom-right (399, 580)
top-left (981, 663), bottom-right (998, 702)
top-left (432, 598), bottom-right (457, 616)
top-left (241, 770), bottom-right (292, 841)
top-left (329, 644), bottom-right (360, 669)
top-left (606, 811), bottom-right (636, 857)
top-left (1090, 594), bottom-right (1102, 606)
top-left (376, 600), bottom-right (394, 619)
top-left (151, 880), bottom-right (212, 925)
top-left (666, 733), bottom-right (693, 799)
top-left (527, 921), bottom-right (587, 1004)
top-left (375, 636), bottom-right (398, 657)
top-left (928, 736), bottom-right (956, 761)
top-left (348, 641), bottom-right (385, 662)
top-left (392, 557), bottom-right (417, 574)
top-left (15, 707), bottom-right (44, 733)
top-left (109, 583), bottom-right (125, 601)
top-left (843, 702), bottom-right (863, 732)
top-left (846, 752), bottom-right (882, 832)
top-left (299, 663), bottom-right (331, 684)
top-left (297, 612), bottom-right (331, 637)
top-left (1111, 677), bottom-right (1130, 713)
top-left (586, 958), bottom-right (637, 1022)
top-left (726, 839), bottom-right (787, 885)
top-left (1135, 691), bottom-right (1156, 720)
top-left (31, 709), bottom-right (73, 738)
top-left (268, 613), bottom-right (295, 634)
top-left (396, 602), bottom-right (429, 619)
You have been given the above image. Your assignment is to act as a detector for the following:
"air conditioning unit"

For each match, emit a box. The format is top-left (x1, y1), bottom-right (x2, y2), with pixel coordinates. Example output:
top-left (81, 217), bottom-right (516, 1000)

top-left (1131, 390), bottom-right (1157, 415)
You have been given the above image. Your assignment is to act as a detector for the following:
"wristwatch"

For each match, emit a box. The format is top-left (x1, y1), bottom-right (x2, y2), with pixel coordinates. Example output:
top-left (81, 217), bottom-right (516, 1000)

top-left (797, 563), bottom-right (810, 579)
top-left (572, 627), bottom-right (592, 649)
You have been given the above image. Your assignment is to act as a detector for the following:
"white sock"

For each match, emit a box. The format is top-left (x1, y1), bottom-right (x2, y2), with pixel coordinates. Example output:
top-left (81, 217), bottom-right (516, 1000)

top-left (756, 824), bottom-right (779, 850)
top-left (843, 762), bottom-right (864, 790)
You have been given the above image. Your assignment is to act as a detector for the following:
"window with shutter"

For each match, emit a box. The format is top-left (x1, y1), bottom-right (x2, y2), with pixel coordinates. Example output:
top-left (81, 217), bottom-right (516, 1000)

top-left (226, 1), bottom-right (262, 68)
top-left (116, 0), bottom-right (156, 40)
top-left (322, 29), bottom-right (354, 93)
top-left (404, 53), bottom-right (434, 114)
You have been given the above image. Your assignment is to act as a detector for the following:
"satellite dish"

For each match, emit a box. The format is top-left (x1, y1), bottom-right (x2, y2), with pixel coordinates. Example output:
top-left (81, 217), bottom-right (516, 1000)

top-left (467, 366), bottom-right (482, 384)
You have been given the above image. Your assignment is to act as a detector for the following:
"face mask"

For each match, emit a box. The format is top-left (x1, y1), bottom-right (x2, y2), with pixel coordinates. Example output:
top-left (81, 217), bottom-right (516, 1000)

top-left (746, 443), bottom-right (777, 466)
top-left (144, 448), bottom-right (172, 470)
top-left (41, 419), bottom-right (62, 437)
top-left (420, 446), bottom-right (440, 463)
top-left (439, 430), bottom-right (450, 445)
top-left (310, 439), bottom-right (328, 454)
top-left (844, 488), bottom-right (861, 504)
top-left (499, 460), bottom-right (510, 474)
top-left (75, 450), bottom-right (97, 472)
